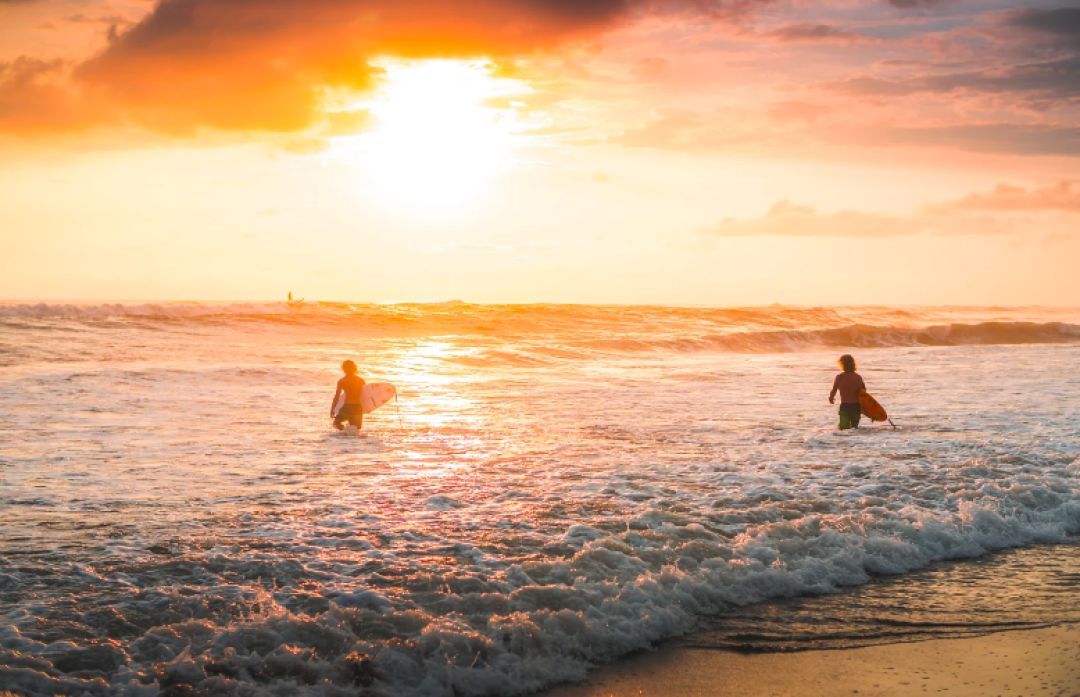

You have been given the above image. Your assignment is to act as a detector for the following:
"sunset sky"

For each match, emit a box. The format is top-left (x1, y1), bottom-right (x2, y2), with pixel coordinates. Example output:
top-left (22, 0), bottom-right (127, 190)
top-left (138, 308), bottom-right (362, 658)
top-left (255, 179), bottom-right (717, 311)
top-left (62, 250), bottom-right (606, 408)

top-left (2, 0), bottom-right (1078, 305)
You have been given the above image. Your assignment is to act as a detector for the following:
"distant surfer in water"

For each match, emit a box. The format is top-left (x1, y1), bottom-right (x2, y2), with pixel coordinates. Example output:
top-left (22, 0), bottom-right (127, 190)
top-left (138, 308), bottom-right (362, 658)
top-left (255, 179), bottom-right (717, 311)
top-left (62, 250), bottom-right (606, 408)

top-left (331, 360), bottom-right (365, 430)
top-left (829, 354), bottom-right (866, 430)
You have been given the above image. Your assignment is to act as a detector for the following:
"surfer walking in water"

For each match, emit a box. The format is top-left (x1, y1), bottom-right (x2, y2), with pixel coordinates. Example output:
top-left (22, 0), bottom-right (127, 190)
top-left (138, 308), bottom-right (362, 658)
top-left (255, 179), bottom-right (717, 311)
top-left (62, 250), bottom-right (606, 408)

top-left (331, 360), bottom-right (365, 431)
top-left (829, 354), bottom-right (866, 430)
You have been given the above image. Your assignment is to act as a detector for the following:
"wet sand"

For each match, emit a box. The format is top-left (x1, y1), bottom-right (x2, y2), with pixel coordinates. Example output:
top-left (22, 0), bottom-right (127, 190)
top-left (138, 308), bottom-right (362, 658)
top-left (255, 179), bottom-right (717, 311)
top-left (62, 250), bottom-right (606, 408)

top-left (544, 625), bottom-right (1080, 697)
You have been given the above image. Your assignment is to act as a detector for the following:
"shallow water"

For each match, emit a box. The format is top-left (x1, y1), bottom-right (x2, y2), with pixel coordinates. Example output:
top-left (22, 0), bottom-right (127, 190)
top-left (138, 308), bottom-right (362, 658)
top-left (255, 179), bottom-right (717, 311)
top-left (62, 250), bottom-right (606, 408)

top-left (682, 540), bottom-right (1080, 652)
top-left (1, 303), bottom-right (1078, 696)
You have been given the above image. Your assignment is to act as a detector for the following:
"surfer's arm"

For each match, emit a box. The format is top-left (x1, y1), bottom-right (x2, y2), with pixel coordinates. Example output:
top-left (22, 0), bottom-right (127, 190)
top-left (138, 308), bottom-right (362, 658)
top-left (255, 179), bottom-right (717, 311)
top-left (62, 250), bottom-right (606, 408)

top-left (330, 382), bottom-right (343, 417)
top-left (829, 376), bottom-right (838, 404)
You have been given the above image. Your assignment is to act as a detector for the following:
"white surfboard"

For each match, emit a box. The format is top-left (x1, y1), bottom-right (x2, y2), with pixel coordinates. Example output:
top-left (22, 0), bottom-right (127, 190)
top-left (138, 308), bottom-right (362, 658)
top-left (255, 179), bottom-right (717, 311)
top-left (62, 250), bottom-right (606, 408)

top-left (360, 382), bottom-right (396, 414)
top-left (334, 382), bottom-right (397, 417)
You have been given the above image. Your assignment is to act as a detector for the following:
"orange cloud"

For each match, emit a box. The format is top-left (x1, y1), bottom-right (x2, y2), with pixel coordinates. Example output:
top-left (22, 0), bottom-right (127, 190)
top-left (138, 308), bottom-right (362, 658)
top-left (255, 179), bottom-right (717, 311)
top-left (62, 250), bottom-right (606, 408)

top-left (0, 57), bottom-right (111, 134)
top-left (1, 0), bottom-right (773, 137)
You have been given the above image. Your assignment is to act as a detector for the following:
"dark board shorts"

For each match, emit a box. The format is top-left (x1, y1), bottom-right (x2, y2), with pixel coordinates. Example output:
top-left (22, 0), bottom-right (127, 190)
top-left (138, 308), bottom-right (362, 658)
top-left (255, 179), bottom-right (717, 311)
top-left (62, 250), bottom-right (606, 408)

top-left (334, 404), bottom-right (363, 426)
top-left (838, 402), bottom-right (861, 430)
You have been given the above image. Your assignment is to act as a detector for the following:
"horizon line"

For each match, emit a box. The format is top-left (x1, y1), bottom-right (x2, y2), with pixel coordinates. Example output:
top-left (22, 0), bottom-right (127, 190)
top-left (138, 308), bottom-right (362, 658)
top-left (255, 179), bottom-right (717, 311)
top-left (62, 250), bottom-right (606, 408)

top-left (3, 298), bottom-right (1080, 311)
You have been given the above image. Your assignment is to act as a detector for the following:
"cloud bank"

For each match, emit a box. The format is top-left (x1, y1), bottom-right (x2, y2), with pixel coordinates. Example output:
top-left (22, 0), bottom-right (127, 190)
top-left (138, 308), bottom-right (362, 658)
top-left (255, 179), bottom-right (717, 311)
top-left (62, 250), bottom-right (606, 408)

top-left (2, 0), bottom-right (1078, 163)
top-left (0, 0), bottom-right (771, 135)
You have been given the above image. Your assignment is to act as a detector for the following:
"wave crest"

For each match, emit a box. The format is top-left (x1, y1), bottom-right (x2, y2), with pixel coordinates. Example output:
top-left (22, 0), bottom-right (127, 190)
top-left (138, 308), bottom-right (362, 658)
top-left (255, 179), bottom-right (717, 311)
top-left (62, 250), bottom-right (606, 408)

top-left (2, 303), bottom-right (1078, 355)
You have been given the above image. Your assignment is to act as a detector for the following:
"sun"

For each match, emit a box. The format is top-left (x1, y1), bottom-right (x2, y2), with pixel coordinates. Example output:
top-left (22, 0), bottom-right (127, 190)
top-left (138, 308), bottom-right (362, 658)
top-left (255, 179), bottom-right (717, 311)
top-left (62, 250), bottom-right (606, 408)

top-left (343, 59), bottom-right (529, 215)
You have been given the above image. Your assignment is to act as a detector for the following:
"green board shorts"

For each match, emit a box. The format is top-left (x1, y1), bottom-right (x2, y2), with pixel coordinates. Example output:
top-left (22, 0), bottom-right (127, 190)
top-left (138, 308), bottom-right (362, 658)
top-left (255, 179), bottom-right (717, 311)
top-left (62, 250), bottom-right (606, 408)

top-left (838, 402), bottom-right (861, 430)
top-left (334, 404), bottom-right (363, 427)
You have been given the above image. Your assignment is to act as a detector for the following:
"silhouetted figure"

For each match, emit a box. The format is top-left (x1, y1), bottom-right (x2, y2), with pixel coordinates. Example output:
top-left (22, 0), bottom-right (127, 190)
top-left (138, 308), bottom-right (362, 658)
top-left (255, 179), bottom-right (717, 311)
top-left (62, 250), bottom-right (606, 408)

top-left (829, 354), bottom-right (865, 430)
top-left (331, 360), bottom-right (365, 430)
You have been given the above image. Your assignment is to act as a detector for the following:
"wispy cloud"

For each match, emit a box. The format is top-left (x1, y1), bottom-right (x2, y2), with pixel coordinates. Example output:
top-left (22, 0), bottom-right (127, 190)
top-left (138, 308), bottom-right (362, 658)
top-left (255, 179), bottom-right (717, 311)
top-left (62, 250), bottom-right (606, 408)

top-left (935, 181), bottom-right (1080, 212)
top-left (886, 0), bottom-right (950, 8)
top-left (704, 182), bottom-right (1080, 238)
top-left (706, 200), bottom-right (914, 238)
top-left (764, 23), bottom-right (870, 44)
top-left (867, 124), bottom-right (1080, 157)
top-left (829, 57), bottom-right (1080, 100)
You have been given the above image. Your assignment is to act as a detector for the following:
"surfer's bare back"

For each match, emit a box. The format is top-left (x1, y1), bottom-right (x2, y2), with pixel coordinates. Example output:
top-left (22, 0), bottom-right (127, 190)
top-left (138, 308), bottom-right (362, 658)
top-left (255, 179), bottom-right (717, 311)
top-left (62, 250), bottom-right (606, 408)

top-left (331, 360), bottom-right (366, 430)
top-left (829, 354), bottom-right (866, 430)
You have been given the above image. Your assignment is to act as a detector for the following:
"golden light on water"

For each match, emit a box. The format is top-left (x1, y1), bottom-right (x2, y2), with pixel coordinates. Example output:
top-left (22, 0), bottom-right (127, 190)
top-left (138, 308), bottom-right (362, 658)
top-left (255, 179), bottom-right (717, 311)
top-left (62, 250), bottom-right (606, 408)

top-left (341, 59), bottom-right (531, 215)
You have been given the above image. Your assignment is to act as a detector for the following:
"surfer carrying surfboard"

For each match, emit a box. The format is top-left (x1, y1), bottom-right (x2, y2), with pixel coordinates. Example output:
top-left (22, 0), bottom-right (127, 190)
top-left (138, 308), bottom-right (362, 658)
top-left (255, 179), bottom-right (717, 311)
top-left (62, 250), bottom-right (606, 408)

top-left (829, 354), bottom-right (866, 430)
top-left (331, 360), bottom-right (366, 430)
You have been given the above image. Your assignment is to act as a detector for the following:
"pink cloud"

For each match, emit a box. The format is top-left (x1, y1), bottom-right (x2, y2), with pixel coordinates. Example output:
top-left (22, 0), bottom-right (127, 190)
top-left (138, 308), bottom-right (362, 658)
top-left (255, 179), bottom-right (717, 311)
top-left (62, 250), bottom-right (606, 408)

top-left (939, 181), bottom-right (1080, 212)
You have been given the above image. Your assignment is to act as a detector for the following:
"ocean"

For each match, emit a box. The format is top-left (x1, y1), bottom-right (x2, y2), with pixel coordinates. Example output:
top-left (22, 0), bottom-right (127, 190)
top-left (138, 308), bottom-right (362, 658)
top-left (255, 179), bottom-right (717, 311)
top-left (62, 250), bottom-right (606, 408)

top-left (1, 302), bottom-right (1078, 696)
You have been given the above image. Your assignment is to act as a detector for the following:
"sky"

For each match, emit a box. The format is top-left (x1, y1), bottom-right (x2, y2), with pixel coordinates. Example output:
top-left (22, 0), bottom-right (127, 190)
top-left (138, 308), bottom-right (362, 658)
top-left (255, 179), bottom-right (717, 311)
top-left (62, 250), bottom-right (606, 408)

top-left (1, 0), bottom-right (1079, 305)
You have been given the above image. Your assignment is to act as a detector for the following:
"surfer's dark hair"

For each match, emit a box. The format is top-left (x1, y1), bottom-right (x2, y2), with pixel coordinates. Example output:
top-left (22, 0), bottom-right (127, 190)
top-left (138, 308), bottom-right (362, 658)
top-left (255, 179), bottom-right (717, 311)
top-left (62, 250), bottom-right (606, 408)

top-left (838, 354), bottom-right (856, 372)
top-left (341, 360), bottom-right (358, 375)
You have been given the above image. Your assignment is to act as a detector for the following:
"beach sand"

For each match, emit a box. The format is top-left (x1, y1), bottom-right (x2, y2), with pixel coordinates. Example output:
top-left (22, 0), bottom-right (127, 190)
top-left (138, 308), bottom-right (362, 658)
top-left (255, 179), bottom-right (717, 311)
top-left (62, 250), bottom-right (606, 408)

top-left (544, 625), bottom-right (1080, 697)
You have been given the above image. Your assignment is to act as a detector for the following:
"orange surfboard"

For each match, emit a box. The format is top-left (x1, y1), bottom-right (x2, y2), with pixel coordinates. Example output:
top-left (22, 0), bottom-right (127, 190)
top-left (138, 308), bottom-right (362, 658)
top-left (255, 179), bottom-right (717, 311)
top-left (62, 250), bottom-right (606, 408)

top-left (859, 391), bottom-right (889, 422)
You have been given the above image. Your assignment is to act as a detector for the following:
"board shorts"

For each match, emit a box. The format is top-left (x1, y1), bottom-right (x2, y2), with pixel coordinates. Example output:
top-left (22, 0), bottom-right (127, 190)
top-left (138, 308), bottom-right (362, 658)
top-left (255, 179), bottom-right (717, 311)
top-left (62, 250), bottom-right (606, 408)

top-left (334, 404), bottom-right (363, 427)
top-left (838, 402), bottom-right (861, 430)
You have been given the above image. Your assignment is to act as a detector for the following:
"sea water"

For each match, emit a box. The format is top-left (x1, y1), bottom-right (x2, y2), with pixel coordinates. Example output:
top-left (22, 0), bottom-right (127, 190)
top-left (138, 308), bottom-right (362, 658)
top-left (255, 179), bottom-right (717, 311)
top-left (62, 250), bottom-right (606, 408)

top-left (1, 303), bottom-right (1078, 696)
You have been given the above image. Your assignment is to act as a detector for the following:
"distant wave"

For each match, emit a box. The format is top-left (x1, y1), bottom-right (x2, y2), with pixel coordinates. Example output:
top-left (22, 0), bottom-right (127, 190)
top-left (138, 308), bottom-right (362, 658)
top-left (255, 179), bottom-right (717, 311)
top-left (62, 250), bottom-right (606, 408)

top-left (0, 302), bottom-right (297, 322)
top-left (582, 321), bottom-right (1080, 353)
top-left (431, 321), bottom-right (1080, 368)
top-left (2, 303), bottom-right (1078, 355)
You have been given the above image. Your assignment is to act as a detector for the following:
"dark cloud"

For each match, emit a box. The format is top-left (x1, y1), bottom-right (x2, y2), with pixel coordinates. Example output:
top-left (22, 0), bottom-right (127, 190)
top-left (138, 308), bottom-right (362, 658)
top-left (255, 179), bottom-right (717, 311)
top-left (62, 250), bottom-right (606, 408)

top-left (887, 0), bottom-right (948, 8)
top-left (766, 23), bottom-right (867, 43)
top-left (65, 13), bottom-right (130, 26)
top-left (875, 124), bottom-right (1080, 157)
top-left (1007, 7), bottom-right (1080, 38)
top-left (830, 57), bottom-right (1080, 100)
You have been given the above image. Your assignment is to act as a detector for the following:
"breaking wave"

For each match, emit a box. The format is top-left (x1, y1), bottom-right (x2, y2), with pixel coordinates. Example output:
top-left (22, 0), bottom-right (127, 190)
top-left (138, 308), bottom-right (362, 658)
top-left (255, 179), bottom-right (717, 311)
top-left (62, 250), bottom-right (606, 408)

top-left (2, 460), bottom-right (1077, 696)
top-left (1, 302), bottom-right (1078, 356)
top-left (581, 321), bottom-right (1080, 353)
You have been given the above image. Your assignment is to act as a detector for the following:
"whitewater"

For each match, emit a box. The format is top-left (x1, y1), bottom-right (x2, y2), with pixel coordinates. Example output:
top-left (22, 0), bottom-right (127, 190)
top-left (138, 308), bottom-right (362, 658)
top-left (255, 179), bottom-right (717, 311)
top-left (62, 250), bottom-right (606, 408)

top-left (1, 303), bottom-right (1078, 696)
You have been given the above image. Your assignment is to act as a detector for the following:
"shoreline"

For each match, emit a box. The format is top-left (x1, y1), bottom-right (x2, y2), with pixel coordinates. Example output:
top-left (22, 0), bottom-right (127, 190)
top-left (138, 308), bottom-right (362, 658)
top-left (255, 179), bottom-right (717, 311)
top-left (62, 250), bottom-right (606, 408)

top-left (542, 624), bottom-right (1080, 697)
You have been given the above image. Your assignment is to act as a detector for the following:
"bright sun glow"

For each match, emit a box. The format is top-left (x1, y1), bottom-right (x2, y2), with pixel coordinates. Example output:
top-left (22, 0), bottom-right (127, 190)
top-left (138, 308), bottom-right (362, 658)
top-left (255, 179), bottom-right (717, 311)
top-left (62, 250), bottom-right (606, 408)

top-left (345, 59), bottom-right (529, 214)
